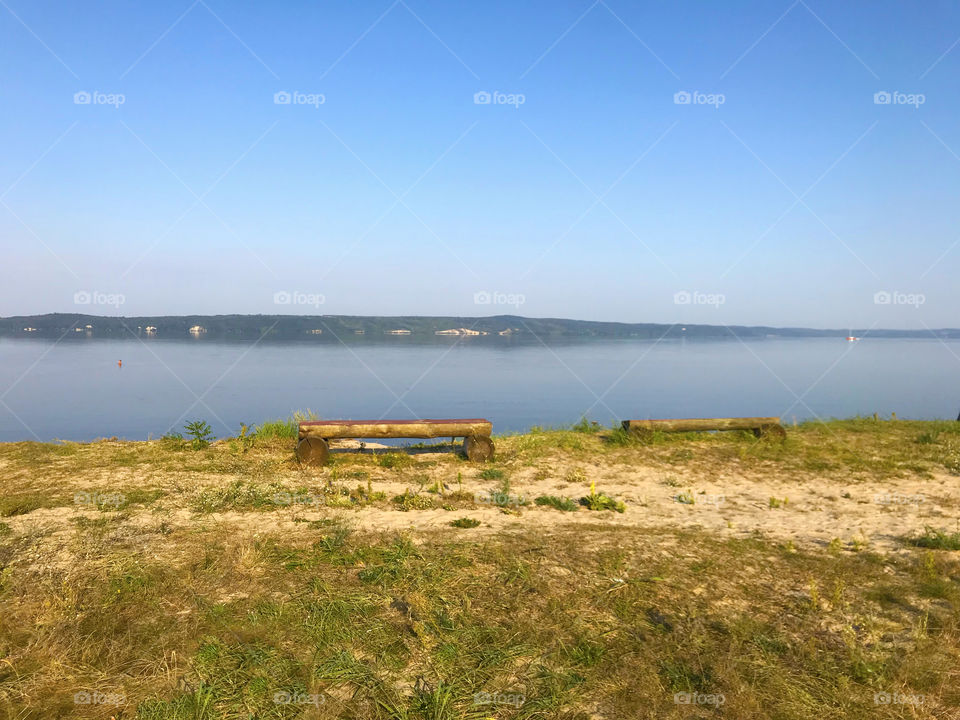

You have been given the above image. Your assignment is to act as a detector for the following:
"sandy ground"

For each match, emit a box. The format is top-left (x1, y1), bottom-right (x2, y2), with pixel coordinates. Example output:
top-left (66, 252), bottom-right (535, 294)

top-left (5, 439), bottom-right (957, 559)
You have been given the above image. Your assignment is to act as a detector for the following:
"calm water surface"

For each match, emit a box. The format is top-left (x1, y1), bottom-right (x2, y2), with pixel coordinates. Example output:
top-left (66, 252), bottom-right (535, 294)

top-left (0, 336), bottom-right (957, 442)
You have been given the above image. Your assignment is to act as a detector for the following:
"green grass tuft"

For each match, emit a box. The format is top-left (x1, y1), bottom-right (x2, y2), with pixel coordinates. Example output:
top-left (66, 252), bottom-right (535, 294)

top-left (535, 495), bottom-right (579, 512)
top-left (450, 517), bottom-right (481, 528)
top-left (378, 452), bottom-right (414, 469)
top-left (909, 527), bottom-right (960, 550)
top-left (581, 486), bottom-right (626, 513)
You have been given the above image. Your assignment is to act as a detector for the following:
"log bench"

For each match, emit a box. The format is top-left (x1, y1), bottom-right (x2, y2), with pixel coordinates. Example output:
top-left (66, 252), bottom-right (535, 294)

top-left (622, 417), bottom-right (785, 438)
top-left (296, 419), bottom-right (495, 466)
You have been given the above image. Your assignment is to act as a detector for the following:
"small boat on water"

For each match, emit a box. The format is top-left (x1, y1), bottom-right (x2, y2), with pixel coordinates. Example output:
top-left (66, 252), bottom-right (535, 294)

top-left (846, 336), bottom-right (860, 342)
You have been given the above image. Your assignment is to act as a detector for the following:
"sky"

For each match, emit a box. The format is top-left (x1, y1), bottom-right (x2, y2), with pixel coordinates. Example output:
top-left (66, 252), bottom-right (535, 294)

top-left (1, 0), bottom-right (958, 328)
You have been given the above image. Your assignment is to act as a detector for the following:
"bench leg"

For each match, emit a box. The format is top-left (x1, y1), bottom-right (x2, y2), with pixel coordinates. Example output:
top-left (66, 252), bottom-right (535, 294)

top-left (463, 435), bottom-right (494, 462)
top-left (296, 437), bottom-right (329, 465)
top-left (753, 424), bottom-right (787, 440)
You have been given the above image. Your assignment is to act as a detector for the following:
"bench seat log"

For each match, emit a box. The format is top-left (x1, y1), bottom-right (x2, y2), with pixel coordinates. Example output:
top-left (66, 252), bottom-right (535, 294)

top-left (299, 419), bottom-right (492, 440)
top-left (623, 417), bottom-right (783, 436)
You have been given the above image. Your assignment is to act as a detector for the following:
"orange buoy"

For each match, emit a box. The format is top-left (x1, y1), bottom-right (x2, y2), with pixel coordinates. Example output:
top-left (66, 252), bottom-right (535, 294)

top-left (118, 360), bottom-right (122, 368)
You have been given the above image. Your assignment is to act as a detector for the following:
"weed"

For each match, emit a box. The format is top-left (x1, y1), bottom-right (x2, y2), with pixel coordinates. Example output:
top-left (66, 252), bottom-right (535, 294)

top-left (253, 418), bottom-right (298, 440)
top-left (535, 495), bottom-right (579, 512)
top-left (605, 425), bottom-right (635, 446)
top-left (450, 517), bottom-right (481, 528)
top-left (229, 424), bottom-right (255, 453)
top-left (909, 527), bottom-right (960, 550)
top-left (184, 420), bottom-right (214, 450)
top-left (582, 482), bottom-right (626, 512)
top-left (566, 467), bottom-right (587, 484)
top-left (392, 490), bottom-right (434, 511)
top-left (571, 417), bottom-right (602, 433)
top-left (378, 453), bottom-right (414, 470)
top-left (674, 490), bottom-right (695, 505)
top-left (159, 432), bottom-right (186, 450)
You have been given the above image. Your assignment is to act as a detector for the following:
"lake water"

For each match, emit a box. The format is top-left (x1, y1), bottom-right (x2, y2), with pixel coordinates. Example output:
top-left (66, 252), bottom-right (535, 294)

top-left (0, 336), bottom-right (957, 442)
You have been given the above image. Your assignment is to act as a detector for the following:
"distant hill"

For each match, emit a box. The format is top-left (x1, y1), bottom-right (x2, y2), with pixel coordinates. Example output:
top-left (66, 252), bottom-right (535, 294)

top-left (1, 313), bottom-right (956, 341)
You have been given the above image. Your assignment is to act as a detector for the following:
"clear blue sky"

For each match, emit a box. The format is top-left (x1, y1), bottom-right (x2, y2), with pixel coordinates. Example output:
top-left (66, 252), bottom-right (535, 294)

top-left (1, 0), bottom-right (958, 328)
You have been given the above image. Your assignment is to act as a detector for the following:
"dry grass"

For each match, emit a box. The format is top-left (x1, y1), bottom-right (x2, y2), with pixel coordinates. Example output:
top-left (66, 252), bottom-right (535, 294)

top-left (1, 420), bottom-right (959, 718)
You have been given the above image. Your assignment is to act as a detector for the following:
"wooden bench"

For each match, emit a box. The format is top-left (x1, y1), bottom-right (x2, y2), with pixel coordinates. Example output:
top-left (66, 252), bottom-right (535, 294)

top-left (622, 417), bottom-right (785, 438)
top-left (296, 419), bottom-right (495, 466)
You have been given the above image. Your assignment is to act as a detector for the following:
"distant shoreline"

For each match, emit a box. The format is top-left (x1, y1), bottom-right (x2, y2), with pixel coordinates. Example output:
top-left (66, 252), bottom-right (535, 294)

top-left (2, 313), bottom-right (956, 340)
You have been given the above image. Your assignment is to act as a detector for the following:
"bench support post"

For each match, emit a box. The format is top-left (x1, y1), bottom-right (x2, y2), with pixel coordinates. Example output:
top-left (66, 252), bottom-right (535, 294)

top-left (463, 435), bottom-right (495, 462)
top-left (296, 437), bottom-right (329, 466)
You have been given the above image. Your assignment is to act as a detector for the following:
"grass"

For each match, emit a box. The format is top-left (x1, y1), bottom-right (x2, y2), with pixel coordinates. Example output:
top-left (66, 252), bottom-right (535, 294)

top-left (909, 527), bottom-right (960, 551)
top-left (251, 418), bottom-right (298, 440)
top-left (450, 517), bottom-right (481, 528)
top-left (2, 418), bottom-right (960, 717)
top-left (2, 523), bottom-right (958, 718)
top-left (535, 495), bottom-right (579, 512)
top-left (478, 467), bottom-right (505, 481)
top-left (378, 452), bottom-right (415, 470)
